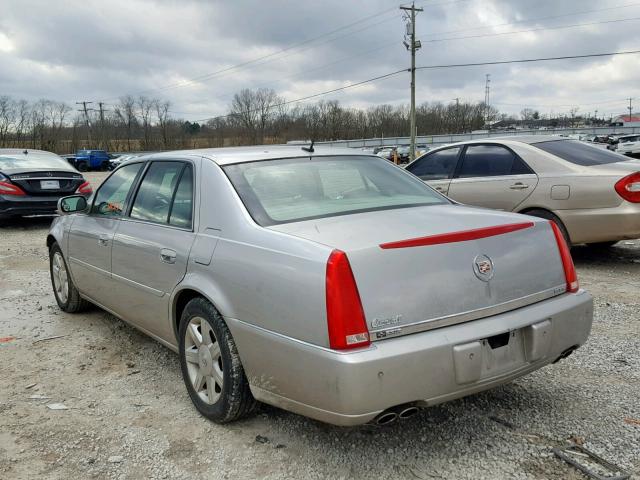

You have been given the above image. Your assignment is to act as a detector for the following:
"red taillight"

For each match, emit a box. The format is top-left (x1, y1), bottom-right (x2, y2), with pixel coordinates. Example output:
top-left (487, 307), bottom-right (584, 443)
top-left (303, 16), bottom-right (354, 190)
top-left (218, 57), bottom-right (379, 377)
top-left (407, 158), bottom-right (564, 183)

top-left (549, 221), bottom-right (579, 293)
top-left (76, 181), bottom-right (92, 194)
top-left (0, 180), bottom-right (25, 196)
top-left (325, 250), bottom-right (370, 350)
top-left (614, 172), bottom-right (640, 203)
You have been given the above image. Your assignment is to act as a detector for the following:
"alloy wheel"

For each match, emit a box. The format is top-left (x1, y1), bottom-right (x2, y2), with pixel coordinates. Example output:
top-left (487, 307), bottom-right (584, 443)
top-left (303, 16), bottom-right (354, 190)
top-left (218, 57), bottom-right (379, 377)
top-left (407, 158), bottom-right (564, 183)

top-left (184, 316), bottom-right (224, 404)
top-left (52, 252), bottom-right (69, 304)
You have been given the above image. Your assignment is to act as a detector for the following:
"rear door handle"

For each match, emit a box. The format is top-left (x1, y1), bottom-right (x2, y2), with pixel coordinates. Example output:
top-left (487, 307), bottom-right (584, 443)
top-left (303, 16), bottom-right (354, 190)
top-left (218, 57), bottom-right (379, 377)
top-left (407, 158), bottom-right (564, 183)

top-left (160, 248), bottom-right (177, 264)
top-left (509, 182), bottom-right (529, 190)
top-left (98, 235), bottom-right (109, 246)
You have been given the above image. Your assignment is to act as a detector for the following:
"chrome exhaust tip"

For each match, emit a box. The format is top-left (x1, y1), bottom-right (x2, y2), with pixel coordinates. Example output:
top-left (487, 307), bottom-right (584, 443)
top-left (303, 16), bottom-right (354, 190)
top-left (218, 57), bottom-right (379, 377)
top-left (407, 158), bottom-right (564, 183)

top-left (553, 345), bottom-right (578, 363)
top-left (398, 406), bottom-right (420, 419)
top-left (375, 411), bottom-right (398, 426)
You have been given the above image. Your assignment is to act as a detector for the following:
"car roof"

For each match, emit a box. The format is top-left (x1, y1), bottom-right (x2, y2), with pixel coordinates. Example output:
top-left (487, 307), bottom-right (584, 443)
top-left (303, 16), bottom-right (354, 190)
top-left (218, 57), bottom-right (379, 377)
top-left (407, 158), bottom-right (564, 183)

top-left (472, 135), bottom-right (570, 145)
top-left (0, 148), bottom-right (63, 157)
top-left (147, 145), bottom-right (373, 166)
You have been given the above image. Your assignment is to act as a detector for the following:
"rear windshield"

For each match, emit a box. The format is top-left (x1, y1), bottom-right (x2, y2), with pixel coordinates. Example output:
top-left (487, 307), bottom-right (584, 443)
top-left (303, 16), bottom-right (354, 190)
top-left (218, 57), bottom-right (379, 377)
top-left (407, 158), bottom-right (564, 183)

top-left (223, 156), bottom-right (448, 226)
top-left (533, 140), bottom-right (628, 166)
top-left (0, 153), bottom-right (72, 171)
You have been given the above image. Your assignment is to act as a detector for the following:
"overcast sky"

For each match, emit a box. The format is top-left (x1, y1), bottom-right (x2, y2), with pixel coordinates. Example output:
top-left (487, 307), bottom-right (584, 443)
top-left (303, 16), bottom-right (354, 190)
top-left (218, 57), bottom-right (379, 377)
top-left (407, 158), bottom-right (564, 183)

top-left (0, 0), bottom-right (638, 121)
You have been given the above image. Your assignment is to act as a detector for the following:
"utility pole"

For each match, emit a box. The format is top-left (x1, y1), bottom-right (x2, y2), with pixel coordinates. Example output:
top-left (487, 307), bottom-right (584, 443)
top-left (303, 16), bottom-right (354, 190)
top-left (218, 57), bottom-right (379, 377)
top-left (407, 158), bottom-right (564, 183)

top-left (454, 98), bottom-right (460, 133)
top-left (628, 97), bottom-right (633, 120)
top-left (98, 102), bottom-right (109, 149)
top-left (401, 2), bottom-right (422, 161)
top-left (76, 101), bottom-right (93, 147)
top-left (484, 74), bottom-right (491, 127)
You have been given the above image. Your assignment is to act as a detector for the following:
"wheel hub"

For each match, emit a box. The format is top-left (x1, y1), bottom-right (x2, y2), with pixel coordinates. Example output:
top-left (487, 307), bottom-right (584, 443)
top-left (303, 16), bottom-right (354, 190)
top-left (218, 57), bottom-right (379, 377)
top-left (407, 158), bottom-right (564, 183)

top-left (198, 345), bottom-right (214, 376)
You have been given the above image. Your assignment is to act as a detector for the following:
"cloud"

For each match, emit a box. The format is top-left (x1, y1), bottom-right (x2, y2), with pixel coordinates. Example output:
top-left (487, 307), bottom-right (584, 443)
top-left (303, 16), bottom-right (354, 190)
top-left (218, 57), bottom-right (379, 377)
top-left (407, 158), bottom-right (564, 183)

top-left (0, 0), bottom-right (638, 121)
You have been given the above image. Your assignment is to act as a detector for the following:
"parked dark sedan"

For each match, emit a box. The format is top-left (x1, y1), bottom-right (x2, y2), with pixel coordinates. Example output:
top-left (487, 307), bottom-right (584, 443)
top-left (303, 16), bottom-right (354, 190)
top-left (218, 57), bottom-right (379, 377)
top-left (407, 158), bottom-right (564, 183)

top-left (0, 149), bottom-right (92, 219)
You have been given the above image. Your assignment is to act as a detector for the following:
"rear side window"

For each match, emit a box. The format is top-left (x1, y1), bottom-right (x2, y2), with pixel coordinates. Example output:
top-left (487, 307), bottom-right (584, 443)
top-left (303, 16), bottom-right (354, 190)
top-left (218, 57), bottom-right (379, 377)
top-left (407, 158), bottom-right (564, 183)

top-left (130, 161), bottom-right (187, 225)
top-left (408, 147), bottom-right (460, 180)
top-left (169, 165), bottom-right (193, 228)
top-left (457, 145), bottom-right (530, 178)
top-left (534, 140), bottom-right (627, 166)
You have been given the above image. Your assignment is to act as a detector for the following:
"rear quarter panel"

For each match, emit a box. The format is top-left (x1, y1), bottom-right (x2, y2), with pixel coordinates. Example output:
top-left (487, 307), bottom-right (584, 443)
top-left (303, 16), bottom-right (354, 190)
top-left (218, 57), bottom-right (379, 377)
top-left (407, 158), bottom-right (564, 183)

top-left (173, 158), bottom-right (332, 348)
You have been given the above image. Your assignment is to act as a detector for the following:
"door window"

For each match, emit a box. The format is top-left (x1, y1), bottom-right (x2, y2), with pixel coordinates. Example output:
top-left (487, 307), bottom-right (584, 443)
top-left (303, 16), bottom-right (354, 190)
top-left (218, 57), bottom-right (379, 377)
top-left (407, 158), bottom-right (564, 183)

top-left (169, 165), bottom-right (194, 229)
top-left (91, 163), bottom-right (143, 216)
top-left (130, 162), bottom-right (185, 224)
top-left (407, 147), bottom-right (460, 180)
top-left (457, 145), bottom-right (530, 178)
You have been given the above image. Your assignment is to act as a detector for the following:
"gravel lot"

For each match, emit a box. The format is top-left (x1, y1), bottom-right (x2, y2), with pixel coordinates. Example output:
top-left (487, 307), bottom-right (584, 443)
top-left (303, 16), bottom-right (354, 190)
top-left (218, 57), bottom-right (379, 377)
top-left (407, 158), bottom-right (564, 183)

top-left (1, 171), bottom-right (639, 479)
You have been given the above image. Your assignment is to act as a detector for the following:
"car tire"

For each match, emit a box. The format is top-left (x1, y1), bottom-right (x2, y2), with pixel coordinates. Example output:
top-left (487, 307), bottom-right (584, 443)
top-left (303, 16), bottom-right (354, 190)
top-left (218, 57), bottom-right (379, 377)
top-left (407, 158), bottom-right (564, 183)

top-left (586, 241), bottom-right (618, 249)
top-left (523, 209), bottom-right (571, 247)
top-left (49, 242), bottom-right (90, 313)
top-left (178, 298), bottom-right (256, 423)
top-left (77, 162), bottom-right (88, 172)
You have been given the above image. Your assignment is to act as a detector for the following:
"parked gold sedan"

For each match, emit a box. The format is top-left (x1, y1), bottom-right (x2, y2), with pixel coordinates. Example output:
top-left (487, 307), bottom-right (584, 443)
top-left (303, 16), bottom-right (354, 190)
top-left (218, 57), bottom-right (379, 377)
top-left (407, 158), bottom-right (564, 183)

top-left (405, 136), bottom-right (640, 247)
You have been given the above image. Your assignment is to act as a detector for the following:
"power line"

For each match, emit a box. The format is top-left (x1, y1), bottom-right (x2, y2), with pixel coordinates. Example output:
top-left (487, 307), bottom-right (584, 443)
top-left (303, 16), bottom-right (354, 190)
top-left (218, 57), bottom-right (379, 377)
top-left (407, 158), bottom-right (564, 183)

top-left (192, 68), bottom-right (408, 123)
top-left (99, 4), bottom-right (411, 101)
top-left (189, 49), bottom-right (640, 123)
top-left (178, 14), bottom-right (640, 113)
top-left (415, 50), bottom-right (640, 70)
top-left (97, 0), bottom-right (485, 101)
top-left (418, 16), bottom-right (640, 45)
top-left (418, 1), bottom-right (640, 38)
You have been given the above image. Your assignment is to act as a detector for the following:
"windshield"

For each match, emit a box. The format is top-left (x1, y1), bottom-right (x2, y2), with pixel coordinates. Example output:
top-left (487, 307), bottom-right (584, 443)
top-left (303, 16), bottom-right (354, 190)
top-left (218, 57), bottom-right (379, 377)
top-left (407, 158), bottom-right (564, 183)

top-left (223, 156), bottom-right (448, 226)
top-left (533, 139), bottom-right (628, 166)
top-left (0, 153), bottom-right (73, 171)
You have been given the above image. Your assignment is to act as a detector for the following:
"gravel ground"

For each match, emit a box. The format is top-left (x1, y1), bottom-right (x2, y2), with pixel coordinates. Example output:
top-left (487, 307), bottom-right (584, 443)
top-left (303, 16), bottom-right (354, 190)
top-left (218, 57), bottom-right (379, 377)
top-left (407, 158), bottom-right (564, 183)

top-left (1, 171), bottom-right (639, 479)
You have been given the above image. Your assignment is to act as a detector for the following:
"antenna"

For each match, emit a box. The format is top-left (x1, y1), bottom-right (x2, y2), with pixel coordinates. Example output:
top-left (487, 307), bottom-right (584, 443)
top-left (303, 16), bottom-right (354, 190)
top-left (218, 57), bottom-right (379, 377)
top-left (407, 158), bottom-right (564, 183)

top-left (301, 140), bottom-right (315, 153)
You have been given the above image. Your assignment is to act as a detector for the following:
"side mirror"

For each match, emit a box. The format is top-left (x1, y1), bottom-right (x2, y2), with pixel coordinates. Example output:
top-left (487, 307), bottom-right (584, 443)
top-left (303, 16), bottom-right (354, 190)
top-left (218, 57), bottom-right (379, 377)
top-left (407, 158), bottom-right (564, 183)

top-left (58, 195), bottom-right (88, 215)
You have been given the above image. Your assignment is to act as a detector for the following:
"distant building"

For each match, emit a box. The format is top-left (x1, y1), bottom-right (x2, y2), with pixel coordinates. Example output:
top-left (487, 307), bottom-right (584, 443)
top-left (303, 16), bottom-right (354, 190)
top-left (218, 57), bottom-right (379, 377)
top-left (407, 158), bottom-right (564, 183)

top-left (611, 114), bottom-right (640, 127)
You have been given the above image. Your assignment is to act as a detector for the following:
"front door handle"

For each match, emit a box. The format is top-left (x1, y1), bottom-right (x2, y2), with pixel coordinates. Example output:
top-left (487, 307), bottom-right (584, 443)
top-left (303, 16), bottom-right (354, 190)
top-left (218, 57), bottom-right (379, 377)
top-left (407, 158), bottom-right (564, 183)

top-left (98, 235), bottom-right (109, 246)
top-left (434, 186), bottom-right (445, 191)
top-left (509, 182), bottom-right (529, 190)
top-left (160, 248), bottom-right (177, 264)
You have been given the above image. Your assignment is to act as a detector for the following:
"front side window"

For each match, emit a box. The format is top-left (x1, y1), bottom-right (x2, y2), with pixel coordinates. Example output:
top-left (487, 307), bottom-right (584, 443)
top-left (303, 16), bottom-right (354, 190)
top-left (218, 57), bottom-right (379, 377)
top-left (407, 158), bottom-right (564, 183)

top-left (455, 144), bottom-right (532, 178)
top-left (91, 163), bottom-right (143, 216)
top-left (223, 156), bottom-right (448, 226)
top-left (130, 161), bottom-right (185, 224)
top-left (408, 147), bottom-right (460, 180)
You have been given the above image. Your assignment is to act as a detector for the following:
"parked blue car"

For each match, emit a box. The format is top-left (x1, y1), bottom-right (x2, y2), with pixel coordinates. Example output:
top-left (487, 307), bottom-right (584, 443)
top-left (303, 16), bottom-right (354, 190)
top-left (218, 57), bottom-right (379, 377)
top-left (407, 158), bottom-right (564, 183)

top-left (74, 150), bottom-right (110, 171)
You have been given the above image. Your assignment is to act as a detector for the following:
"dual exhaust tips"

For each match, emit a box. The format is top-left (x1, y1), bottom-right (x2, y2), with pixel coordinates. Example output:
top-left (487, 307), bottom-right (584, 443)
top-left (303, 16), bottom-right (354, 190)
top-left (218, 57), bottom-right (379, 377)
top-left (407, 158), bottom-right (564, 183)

top-left (373, 404), bottom-right (420, 426)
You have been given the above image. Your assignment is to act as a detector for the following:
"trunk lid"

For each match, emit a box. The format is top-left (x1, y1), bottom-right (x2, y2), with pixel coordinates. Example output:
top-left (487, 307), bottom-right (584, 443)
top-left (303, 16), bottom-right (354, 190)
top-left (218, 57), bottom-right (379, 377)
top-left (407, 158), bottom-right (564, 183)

top-left (269, 204), bottom-right (567, 339)
top-left (8, 170), bottom-right (84, 196)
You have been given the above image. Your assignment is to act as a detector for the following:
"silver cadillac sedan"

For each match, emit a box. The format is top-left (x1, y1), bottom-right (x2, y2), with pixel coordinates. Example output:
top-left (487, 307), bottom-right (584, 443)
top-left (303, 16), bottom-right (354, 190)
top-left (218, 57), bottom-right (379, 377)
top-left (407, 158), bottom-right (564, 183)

top-left (47, 146), bottom-right (593, 426)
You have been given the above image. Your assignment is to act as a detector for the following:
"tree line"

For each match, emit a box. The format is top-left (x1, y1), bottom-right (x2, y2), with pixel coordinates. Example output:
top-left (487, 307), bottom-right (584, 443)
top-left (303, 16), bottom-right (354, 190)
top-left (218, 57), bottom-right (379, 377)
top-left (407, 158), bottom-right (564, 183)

top-left (0, 89), bottom-right (590, 154)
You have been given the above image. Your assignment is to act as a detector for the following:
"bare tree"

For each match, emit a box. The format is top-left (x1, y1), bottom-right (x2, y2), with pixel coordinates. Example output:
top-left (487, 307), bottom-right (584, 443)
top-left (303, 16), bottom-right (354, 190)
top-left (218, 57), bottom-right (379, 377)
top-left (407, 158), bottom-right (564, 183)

top-left (137, 96), bottom-right (155, 150)
top-left (0, 96), bottom-right (16, 147)
top-left (155, 100), bottom-right (171, 149)
top-left (114, 95), bottom-right (137, 151)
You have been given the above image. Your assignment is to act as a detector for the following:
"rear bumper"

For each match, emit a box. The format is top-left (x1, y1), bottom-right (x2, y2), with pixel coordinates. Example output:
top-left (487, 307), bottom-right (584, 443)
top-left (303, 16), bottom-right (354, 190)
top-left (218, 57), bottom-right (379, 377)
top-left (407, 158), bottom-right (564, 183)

top-left (227, 290), bottom-right (593, 426)
top-left (0, 194), bottom-right (89, 217)
top-left (555, 203), bottom-right (640, 244)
